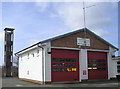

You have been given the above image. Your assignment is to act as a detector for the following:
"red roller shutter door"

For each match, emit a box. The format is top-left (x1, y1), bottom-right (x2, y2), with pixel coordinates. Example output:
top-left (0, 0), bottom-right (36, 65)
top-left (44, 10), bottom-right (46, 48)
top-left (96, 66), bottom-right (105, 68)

top-left (51, 49), bottom-right (79, 82)
top-left (88, 51), bottom-right (108, 80)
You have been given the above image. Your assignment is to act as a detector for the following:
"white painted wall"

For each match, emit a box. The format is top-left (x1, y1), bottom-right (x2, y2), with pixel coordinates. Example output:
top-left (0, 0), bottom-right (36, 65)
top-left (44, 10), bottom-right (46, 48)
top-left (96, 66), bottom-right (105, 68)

top-left (79, 49), bottom-right (88, 80)
top-left (115, 60), bottom-right (119, 75)
top-left (44, 42), bottom-right (51, 82)
top-left (18, 42), bottom-right (52, 83)
top-left (108, 46), bottom-right (117, 79)
top-left (18, 47), bottom-right (43, 82)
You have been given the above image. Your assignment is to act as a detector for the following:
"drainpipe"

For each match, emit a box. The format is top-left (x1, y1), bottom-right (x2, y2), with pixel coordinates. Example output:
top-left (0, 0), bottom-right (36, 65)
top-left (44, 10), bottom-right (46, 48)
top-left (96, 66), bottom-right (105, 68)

top-left (37, 44), bottom-right (45, 84)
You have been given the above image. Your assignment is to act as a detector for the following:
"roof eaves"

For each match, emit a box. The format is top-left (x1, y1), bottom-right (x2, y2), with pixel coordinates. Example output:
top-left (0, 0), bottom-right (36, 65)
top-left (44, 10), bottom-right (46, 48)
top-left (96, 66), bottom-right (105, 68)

top-left (15, 42), bottom-right (41, 55)
top-left (86, 28), bottom-right (119, 50)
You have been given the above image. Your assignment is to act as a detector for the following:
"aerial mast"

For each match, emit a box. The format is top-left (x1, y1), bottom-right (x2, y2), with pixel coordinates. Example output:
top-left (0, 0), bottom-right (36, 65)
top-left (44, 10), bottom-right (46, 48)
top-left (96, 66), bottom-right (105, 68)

top-left (82, 0), bottom-right (95, 47)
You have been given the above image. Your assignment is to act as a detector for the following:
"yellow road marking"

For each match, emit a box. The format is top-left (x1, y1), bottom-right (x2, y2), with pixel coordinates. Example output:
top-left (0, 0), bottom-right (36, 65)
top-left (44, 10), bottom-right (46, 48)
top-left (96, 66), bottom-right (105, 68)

top-left (16, 84), bottom-right (23, 86)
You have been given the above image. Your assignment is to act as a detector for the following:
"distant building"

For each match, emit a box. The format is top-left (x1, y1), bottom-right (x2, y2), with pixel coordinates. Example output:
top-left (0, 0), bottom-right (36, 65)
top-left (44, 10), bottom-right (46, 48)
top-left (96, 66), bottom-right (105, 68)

top-left (15, 28), bottom-right (118, 84)
top-left (112, 56), bottom-right (120, 78)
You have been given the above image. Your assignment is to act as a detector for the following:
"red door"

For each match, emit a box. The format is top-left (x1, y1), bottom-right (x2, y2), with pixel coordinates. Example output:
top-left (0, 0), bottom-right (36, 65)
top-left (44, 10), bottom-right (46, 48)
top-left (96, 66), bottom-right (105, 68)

top-left (51, 49), bottom-right (79, 82)
top-left (88, 51), bottom-right (108, 80)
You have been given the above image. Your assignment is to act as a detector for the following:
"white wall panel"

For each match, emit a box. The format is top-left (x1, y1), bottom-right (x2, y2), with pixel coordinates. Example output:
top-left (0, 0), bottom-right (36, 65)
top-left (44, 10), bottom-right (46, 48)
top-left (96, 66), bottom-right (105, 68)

top-left (18, 48), bottom-right (43, 81)
top-left (44, 42), bottom-right (51, 82)
top-left (79, 49), bottom-right (88, 80)
top-left (108, 47), bottom-right (117, 79)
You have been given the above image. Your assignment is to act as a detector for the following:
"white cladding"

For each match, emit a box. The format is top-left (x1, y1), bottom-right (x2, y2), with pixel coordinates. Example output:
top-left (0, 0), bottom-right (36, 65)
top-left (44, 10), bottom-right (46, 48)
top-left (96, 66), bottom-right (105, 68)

top-left (18, 42), bottom-right (51, 82)
top-left (80, 49), bottom-right (88, 80)
top-left (44, 42), bottom-right (51, 82)
top-left (18, 47), bottom-right (43, 81)
top-left (108, 46), bottom-right (117, 79)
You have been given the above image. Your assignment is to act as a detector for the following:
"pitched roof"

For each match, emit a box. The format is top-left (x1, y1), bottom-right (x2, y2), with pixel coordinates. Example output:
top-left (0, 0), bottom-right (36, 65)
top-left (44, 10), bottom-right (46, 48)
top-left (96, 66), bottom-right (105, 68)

top-left (15, 28), bottom-right (118, 55)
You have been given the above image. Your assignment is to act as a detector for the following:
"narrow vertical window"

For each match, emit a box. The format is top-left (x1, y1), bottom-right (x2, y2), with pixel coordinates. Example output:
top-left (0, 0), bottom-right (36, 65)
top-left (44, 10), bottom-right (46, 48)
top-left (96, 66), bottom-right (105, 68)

top-left (37, 50), bottom-right (39, 57)
top-left (28, 53), bottom-right (29, 59)
top-left (32, 53), bottom-right (34, 57)
top-left (21, 55), bottom-right (22, 61)
top-left (117, 61), bottom-right (120, 73)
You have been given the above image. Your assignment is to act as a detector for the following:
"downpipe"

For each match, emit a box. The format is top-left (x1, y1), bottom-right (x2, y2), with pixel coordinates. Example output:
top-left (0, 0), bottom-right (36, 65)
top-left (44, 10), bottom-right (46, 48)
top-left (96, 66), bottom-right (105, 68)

top-left (37, 44), bottom-right (45, 85)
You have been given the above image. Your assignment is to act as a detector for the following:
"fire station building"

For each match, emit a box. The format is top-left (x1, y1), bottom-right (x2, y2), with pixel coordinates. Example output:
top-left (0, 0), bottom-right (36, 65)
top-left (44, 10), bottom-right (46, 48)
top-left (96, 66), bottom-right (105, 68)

top-left (15, 28), bottom-right (118, 84)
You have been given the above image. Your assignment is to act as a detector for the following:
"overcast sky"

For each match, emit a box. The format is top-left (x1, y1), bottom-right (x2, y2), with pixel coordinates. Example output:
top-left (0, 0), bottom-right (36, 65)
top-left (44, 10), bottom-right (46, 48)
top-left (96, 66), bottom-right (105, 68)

top-left (0, 0), bottom-right (119, 65)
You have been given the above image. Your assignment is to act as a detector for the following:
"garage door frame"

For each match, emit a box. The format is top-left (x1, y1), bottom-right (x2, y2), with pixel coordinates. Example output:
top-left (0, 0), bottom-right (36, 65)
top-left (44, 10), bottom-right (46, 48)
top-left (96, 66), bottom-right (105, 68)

top-left (87, 51), bottom-right (108, 80)
top-left (51, 48), bottom-right (80, 82)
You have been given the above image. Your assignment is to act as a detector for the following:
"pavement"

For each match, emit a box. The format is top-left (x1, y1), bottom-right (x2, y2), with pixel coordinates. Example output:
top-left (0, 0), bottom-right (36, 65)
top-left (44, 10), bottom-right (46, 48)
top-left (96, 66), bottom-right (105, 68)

top-left (1, 77), bottom-right (120, 88)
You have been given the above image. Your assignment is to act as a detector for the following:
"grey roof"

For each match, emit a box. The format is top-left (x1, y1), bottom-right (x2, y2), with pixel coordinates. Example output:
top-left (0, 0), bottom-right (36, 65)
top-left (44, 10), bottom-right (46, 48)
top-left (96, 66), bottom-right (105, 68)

top-left (15, 28), bottom-right (118, 55)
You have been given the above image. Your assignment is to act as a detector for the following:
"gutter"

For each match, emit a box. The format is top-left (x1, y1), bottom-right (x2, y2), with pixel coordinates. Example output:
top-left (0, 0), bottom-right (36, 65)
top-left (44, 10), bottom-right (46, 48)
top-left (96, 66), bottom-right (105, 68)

top-left (15, 45), bottom-right (39, 55)
top-left (37, 44), bottom-right (45, 85)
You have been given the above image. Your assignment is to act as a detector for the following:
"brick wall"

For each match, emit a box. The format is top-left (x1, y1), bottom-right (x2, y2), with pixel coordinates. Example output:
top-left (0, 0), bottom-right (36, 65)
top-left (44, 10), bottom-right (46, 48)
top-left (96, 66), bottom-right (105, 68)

top-left (51, 30), bottom-right (109, 50)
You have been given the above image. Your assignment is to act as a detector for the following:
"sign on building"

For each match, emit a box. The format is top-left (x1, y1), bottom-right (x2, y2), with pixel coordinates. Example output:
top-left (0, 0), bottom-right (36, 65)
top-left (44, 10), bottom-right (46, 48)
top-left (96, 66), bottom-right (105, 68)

top-left (77, 38), bottom-right (90, 47)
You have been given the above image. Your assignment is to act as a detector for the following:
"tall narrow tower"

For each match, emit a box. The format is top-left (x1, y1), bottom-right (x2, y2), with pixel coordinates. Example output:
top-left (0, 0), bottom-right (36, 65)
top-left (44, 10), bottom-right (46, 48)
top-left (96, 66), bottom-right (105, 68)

top-left (4, 28), bottom-right (14, 77)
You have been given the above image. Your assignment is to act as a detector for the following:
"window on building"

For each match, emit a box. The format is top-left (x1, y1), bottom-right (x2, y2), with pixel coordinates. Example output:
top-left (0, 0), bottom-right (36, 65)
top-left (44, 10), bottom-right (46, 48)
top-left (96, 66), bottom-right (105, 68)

top-left (32, 53), bottom-right (34, 57)
top-left (59, 68), bottom-right (66, 72)
top-left (117, 61), bottom-right (120, 64)
top-left (21, 55), bottom-right (22, 61)
top-left (53, 68), bottom-right (59, 72)
top-left (117, 61), bottom-right (120, 73)
top-left (28, 53), bottom-right (29, 59)
top-left (37, 50), bottom-right (39, 57)
top-left (5, 45), bottom-right (6, 51)
top-left (93, 64), bottom-right (97, 66)
top-left (52, 58), bottom-right (59, 62)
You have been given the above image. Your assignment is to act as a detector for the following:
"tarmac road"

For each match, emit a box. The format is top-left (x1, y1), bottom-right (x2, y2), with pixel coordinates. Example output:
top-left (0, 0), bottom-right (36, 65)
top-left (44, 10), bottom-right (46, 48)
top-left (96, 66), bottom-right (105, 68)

top-left (1, 77), bottom-right (120, 88)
